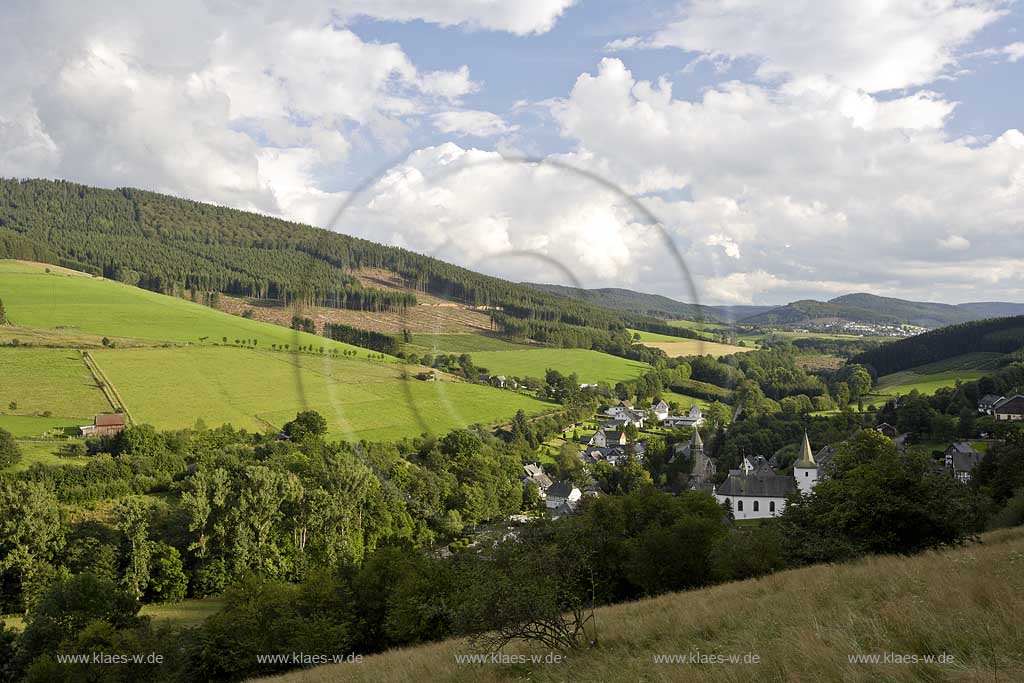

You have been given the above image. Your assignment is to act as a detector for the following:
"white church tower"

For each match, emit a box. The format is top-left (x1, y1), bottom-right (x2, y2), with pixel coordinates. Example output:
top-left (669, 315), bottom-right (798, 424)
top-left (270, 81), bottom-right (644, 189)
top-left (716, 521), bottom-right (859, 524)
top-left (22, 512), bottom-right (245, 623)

top-left (794, 432), bottom-right (818, 494)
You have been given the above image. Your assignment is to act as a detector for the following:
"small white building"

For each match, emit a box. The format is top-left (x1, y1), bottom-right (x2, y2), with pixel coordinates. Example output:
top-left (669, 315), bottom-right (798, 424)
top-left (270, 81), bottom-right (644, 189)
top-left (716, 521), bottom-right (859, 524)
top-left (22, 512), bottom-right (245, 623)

top-left (545, 481), bottom-right (582, 510)
top-left (652, 399), bottom-right (670, 421)
top-left (662, 406), bottom-right (704, 429)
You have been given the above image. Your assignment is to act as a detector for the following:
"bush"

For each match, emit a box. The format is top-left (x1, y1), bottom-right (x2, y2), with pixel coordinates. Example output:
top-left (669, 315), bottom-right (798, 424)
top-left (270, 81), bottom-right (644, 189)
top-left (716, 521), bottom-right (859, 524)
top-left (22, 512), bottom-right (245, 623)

top-left (0, 428), bottom-right (21, 468)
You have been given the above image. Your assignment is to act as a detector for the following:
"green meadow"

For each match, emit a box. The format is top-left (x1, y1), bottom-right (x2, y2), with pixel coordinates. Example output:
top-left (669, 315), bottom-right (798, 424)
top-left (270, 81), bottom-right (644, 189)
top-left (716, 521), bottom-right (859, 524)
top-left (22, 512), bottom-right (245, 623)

top-left (0, 348), bottom-right (111, 418)
top-left (470, 348), bottom-right (650, 385)
top-left (865, 352), bottom-right (1005, 406)
top-left (0, 414), bottom-right (91, 437)
top-left (2, 440), bottom-right (90, 473)
top-left (90, 347), bottom-right (550, 441)
top-left (407, 333), bottom-right (530, 353)
top-left (0, 260), bottom-right (373, 356)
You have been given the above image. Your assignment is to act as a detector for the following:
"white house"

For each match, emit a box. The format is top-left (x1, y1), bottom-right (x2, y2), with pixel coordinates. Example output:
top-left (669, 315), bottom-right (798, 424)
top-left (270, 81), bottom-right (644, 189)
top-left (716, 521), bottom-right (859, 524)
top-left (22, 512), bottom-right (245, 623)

top-left (715, 433), bottom-right (819, 520)
top-left (604, 400), bottom-right (634, 419)
top-left (589, 429), bottom-right (627, 448)
top-left (662, 406), bottom-right (704, 429)
top-left (652, 399), bottom-right (670, 421)
top-left (545, 481), bottom-right (582, 510)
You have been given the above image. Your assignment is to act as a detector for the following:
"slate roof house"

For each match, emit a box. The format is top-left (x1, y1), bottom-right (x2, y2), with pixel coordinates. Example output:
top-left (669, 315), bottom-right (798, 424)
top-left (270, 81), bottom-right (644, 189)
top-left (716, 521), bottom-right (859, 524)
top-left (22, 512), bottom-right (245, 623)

top-left (80, 413), bottom-right (126, 437)
top-left (978, 394), bottom-right (1006, 414)
top-left (521, 463), bottom-right (553, 498)
top-left (994, 395), bottom-right (1024, 421)
top-left (944, 442), bottom-right (982, 483)
top-left (545, 481), bottom-right (582, 511)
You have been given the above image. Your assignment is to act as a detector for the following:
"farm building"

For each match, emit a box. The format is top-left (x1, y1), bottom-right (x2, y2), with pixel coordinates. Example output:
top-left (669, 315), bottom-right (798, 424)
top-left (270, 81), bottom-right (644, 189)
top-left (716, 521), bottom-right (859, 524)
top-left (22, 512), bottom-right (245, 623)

top-left (80, 413), bottom-right (126, 437)
top-left (978, 394), bottom-right (1006, 415)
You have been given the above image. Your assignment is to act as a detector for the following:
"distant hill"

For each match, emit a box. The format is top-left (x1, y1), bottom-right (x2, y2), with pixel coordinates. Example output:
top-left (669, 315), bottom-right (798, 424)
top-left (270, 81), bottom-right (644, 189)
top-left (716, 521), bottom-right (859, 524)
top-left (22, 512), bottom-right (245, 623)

top-left (741, 293), bottom-right (1024, 329)
top-left (851, 314), bottom-right (1024, 376)
top-left (521, 283), bottom-right (724, 323)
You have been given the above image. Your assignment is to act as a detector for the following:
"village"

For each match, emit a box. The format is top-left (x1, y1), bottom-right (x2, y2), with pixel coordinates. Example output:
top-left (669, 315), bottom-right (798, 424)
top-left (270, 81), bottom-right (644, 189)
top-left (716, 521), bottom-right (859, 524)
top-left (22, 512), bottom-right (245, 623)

top-left (512, 390), bottom-right (1024, 523)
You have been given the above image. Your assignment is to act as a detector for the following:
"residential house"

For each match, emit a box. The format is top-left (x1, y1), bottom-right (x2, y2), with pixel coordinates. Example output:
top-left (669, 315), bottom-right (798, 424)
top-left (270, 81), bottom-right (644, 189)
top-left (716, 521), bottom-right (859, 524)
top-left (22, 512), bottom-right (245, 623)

top-left (979, 394), bottom-right (1006, 415)
top-left (662, 406), bottom-right (704, 429)
top-left (589, 429), bottom-right (627, 448)
top-left (875, 422), bottom-right (899, 439)
top-left (994, 395), bottom-right (1024, 421)
top-left (652, 399), bottom-right (670, 421)
top-left (545, 481), bottom-right (582, 511)
top-left (944, 442), bottom-right (982, 483)
top-left (604, 400), bottom-right (634, 418)
top-left (80, 413), bottom-right (126, 438)
top-left (521, 463), bottom-right (554, 499)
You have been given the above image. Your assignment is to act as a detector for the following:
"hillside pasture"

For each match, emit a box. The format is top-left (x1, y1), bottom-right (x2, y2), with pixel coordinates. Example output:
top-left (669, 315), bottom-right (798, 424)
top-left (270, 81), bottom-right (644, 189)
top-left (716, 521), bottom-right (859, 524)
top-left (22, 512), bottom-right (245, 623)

top-left (865, 352), bottom-right (1004, 406)
top-left (257, 526), bottom-right (1024, 683)
top-left (470, 349), bottom-right (649, 385)
top-left (2, 440), bottom-right (90, 473)
top-left (0, 414), bottom-right (91, 438)
top-left (407, 333), bottom-right (531, 353)
top-left (89, 347), bottom-right (550, 442)
top-left (629, 329), bottom-right (753, 358)
top-left (0, 348), bottom-right (111, 418)
top-left (0, 260), bottom-right (374, 356)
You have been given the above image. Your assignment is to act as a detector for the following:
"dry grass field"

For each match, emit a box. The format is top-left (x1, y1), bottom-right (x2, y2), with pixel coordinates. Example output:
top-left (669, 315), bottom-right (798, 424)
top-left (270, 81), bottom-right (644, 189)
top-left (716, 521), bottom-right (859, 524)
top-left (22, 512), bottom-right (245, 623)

top-left (256, 526), bottom-right (1024, 683)
top-left (629, 329), bottom-right (753, 358)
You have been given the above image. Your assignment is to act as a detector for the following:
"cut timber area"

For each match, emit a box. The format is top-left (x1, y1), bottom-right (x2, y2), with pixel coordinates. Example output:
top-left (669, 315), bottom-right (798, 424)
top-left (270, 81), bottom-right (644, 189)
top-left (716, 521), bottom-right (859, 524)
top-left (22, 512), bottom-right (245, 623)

top-left (216, 268), bottom-right (494, 334)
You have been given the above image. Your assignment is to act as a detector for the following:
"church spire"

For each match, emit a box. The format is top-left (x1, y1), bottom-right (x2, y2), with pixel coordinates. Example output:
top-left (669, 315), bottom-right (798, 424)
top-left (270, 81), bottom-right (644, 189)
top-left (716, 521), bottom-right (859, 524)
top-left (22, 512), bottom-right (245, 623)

top-left (692, 428), bottom-right (703, 451)
top-left (795, 431), bottom-right (816, 468)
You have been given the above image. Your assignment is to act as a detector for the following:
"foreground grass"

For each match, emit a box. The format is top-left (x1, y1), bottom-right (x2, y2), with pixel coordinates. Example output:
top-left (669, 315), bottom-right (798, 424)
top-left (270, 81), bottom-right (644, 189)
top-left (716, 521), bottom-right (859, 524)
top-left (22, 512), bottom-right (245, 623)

top-left (90, 346), bottom-right (550, 441)
top-left (471, 349), bottom-right (649, 385)
top-left (257, 527), bottom-right (1024, 683)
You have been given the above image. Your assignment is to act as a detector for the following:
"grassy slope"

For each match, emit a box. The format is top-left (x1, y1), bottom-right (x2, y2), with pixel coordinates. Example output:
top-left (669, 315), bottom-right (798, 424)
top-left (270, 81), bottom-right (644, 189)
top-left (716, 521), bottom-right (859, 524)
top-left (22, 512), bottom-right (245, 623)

top-left (407, 333), bottom-right (532, 353)
top-left (470, 349), bottom-right (649, 385)
top-left (91, 347), bottom-right (550, 441)
top-left (0, 348), bottom-right (111, 418)
top-left (0, 260), bottom-right (371, 355)
top-left (0, 414), bottom-right (91, 437)
top-left (258, 527), bottom-right (1024, 683)
top-left (865, 352), bottom-right (1005, 406)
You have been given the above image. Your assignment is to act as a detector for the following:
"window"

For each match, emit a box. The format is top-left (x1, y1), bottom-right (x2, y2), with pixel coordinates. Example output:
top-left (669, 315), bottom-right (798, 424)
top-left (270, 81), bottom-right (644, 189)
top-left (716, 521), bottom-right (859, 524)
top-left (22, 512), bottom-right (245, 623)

top-left (770, 501), bottom-right (775, 513)
top-left (804, 471), bottom-right (809, 477)
top-left (737, 500), bottom-right (744, 512)
top-left (753, 501), bottom-right (759, 512)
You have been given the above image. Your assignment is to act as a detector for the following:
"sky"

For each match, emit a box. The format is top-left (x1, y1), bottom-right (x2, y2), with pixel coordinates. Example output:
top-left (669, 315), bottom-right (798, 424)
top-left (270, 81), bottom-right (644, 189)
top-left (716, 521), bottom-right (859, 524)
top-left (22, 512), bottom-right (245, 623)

top-left (1, 1), bottom-right (1022, 306)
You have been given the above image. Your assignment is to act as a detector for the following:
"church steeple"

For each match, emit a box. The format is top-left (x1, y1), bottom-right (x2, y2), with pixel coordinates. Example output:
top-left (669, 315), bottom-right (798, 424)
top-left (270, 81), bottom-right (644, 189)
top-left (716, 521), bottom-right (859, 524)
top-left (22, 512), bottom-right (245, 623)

top-left (794, 432), bottom-right (819, 494)
top-left (795, 431), bottom-right (815, 468)
top-left (692, 428), bottom-right (703, 453)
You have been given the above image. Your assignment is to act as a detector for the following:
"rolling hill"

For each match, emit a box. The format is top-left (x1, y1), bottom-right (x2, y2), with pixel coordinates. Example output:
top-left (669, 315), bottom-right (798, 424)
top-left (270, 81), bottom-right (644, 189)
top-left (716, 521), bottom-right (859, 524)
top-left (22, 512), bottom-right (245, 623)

top-left (0, 260), bottom-right (550, 442)
top-left (257, 526), bottom-right (1024, 683)
top-left (742, 293), bottom-right (1024, 329)
top-left (521, 283), bottom-right (724, 322)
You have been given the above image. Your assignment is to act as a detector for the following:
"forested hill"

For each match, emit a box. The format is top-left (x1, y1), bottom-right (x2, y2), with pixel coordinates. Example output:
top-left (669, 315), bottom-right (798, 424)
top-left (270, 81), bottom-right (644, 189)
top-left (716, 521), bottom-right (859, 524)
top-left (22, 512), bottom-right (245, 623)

top-left (742, 293), bottom-right (1024, 328)
top-left (522, 283), bottom-right (724, 322)
top-left (0, 178), bottom-right (698, 350)
top-left (851, 315), bottom-right (1024, 376)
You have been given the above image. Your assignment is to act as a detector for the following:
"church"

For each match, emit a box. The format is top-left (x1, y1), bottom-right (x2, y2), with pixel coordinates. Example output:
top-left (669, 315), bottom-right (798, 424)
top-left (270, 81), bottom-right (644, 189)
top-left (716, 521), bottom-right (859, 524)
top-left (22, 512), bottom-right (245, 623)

top-left (714, 433), bottom-right (819, 521)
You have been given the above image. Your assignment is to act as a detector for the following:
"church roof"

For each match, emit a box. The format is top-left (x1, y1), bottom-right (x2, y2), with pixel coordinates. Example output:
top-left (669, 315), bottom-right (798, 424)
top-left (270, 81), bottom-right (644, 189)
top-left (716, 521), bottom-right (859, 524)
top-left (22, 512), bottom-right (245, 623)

top-left (716, 471), bottom-right (796, 498)
top-left (795, 432), bottom-right (816, 469)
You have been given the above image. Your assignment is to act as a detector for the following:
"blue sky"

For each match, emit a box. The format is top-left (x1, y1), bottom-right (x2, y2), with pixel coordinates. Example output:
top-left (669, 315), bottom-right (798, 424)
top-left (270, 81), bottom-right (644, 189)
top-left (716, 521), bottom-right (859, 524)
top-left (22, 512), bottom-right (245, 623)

top-left (1, 1), bottom-right (1022, 305)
